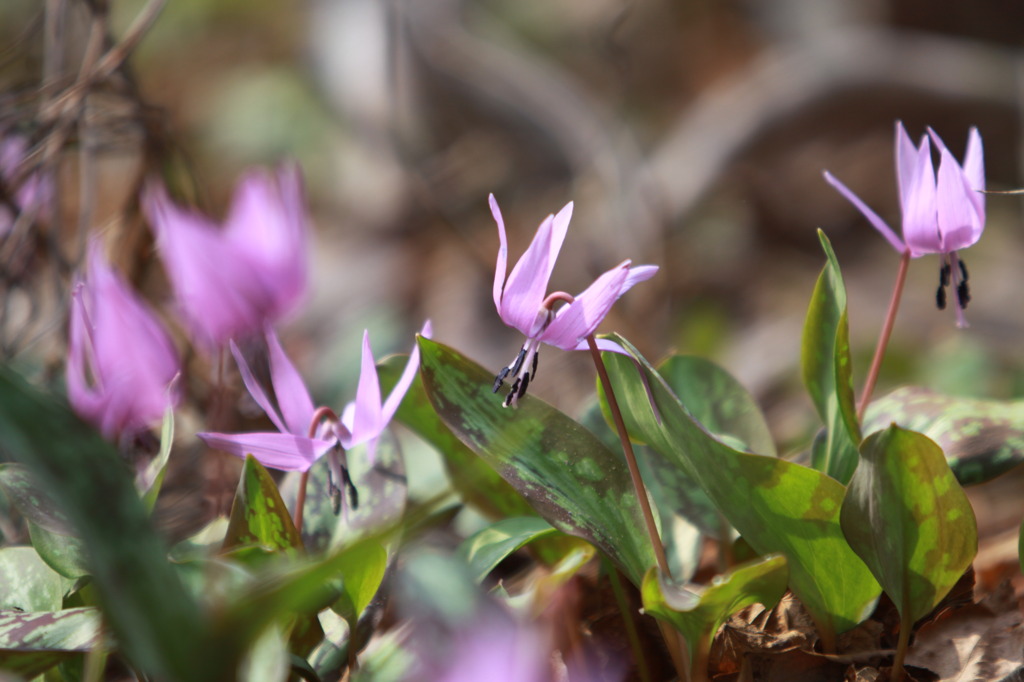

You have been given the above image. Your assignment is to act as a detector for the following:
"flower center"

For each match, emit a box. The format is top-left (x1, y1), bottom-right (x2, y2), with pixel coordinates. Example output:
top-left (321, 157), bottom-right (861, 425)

top-left (935, 255), bottom-right (970, 311)
top-left (492, 341), bottom-right (541, 408)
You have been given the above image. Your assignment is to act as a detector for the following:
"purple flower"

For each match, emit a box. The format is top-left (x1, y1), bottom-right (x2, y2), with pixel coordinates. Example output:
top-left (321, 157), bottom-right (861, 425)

top-left (67, 243), bottom-right (181, 440)
top-left (824, 122), bottom-right (985, 327)
top-left (199, 322), bottom-right (429, 471)
top-left (489, 194), bottom-right (658, 406)
top-left (432, 618), bottom-right (548, 682)
top-left (143, 164), bottom-right (310, 350)
top-left (0, 133), bottom-right (53, 236)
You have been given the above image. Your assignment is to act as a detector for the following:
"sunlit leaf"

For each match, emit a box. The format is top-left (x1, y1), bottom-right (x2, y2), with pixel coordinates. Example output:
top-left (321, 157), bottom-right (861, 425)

top-left (417, 337), bottom-right (657, 586)
top-left (0, 607), bottom-right (103, 678)
top-left (141, 408), bottom-right (175, 512)
top-left (0, 546), bottom-right (71, 612)
top-left (865, 386), bottom-right (1024, 485)
top-left (458, 516), bottom-right (558, 584)
top-left (802, 230), bottom-right (861, 483)
top-left (599, 334), bottom-right (880, 640)
top-left (642, 555), bottom-right (788, 679)
top-left (841, 425), bottom-right (977, 624)
top-left (225, 455), bottom-right (303, 554)
top-left (331, 540), bottom-right (388, 633)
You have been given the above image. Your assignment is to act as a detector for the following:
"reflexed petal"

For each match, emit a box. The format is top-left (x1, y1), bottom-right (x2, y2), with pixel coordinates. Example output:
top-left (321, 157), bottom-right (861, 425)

top-left (198, 431), bottom-right (334, 472)
top-left (350, 330), bottom-right (384, 444)
top-left (961, 127), bottom-right (986, 219)
top-left (380, 320), bottom-right (431, 424)
top-left (539, 262), bottom-right (631, 350)
top-left (622, 264), bottom-right (659, 291)
top-left (265, 328), bottom-right (315, 435)
top-left (935, 145), bottom-right (982, 252)
top-left (823, 171), bottom-right (906, 253)
top-left (900, 141), bottom-right (941, 255)
top-left (490, 194), bottom-right (508, 312)
top-left (895, 122), bottom-right (926, 214)
top-left (229, 340), bottom-right (288, 434)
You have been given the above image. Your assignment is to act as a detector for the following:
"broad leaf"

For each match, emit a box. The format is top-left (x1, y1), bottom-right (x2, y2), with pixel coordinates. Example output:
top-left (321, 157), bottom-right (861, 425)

top-left (417, 337), bottom-right (657, 586)
top-left (331, 539), bottom-right (388, 633)
top-left (458, 516), bottom-right (558, 584)
top-left (599, 334), bottom-right (880, 640)
top-left (225, 455), bottom-right (303, 554)
top-left (0, 607), bottom-right (103, 678)
top-left (802, 230), bottom-right (861, 483)
top-left (379, 355), bottom-right (536, 520)
top-left (0, 546), bottom-right (71, 611)
top-left (642, 555), bottom-right (788, 678)
top-left (865, 386), bottom-right (1024, 485)
top-left (841, 425), bottom-right (977, 624)
top-left (0, 367), bottom-right (221, 682)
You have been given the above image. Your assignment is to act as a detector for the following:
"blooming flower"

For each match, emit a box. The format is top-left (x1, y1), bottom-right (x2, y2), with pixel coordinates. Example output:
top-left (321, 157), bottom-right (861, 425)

top-left (824, 122), bottom-right (984, 327)
top-left (0, 132), bottom-right (53, 236)
top-left (67, 243), bottom-right (181, 441)
top-left (199, 322), bottom-right (429, 471)
top-left (143, 164), bottom-right (310, 350)
top-left (489, 194), bottom-right (658, 406)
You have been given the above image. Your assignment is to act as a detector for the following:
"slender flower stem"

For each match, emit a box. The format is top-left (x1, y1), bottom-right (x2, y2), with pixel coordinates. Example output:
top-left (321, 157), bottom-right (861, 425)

top-left (585, 334), bottom-right (671, 577)
top-left (857, 249), bottom-right (910, 421)
top-left (295, 405), bottom-right (340, 534)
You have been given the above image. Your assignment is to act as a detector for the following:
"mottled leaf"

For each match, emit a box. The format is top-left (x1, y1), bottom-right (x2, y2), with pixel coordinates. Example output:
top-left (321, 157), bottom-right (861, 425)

top-left (417, 337), bottom-right (657, 586)
top-left (802, 230), bottom-right (861, 483)
top-left (642, 555), bottom-right (788, 678)
top-left (458, 516), bottom-right (558, 584)
top-left (0, 546), bottom-right (70, 612)
top-left (599, 333), bottom-right (880, 640)
top-left (0, 607), bottom-right (103, 678)
top-left (865, 386), bottom-right (1024, 485)
top-left (841, 425), bottom-right (977, 624)
top-left (225, 455), bottom-right (303, 554)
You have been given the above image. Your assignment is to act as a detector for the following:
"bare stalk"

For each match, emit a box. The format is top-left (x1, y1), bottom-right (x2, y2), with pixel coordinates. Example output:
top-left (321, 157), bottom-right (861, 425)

top-left (857, 249), bottom-right (910, 421)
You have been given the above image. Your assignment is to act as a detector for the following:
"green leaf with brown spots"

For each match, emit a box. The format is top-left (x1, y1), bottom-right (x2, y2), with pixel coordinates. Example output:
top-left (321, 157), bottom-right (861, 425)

top-left (0, 607), bottom-right (103, 678)
top-left (224, 455), bottom-right (303, 554)
top-left (0, 547), bottom-right (72, 612)
top-left (802, 230), bottom-right (861, 484)
top-left (599, 333), bottom-right (880, 640)
top-left (642, 555), bottom-right (788, 680)
top-left (864, 386), bottom-right (1024, 485)
top-left (416, 337), bottom-right (657, 586)
top-left (840, 425), bottom-right (977, 625)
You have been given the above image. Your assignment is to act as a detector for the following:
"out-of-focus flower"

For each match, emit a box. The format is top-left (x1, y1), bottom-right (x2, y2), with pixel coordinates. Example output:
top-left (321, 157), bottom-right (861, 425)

top-left (824, 122), bottom-right (985, 327)
top-left (432, 618), bottom-right (549, 682)
top-left (489, 194), bottom-right (658, 406)
top-left (0, 133), bottom-right (53, 236)
top-left (200, 322), bottom-right (430, 471)
top-left (335, 321), bottom-right (431, 463)
top-left (198, 329), bottom-right (336, 472)
top-left (67, 243), bottom-right (181, 440)
top-left (143, 164), bottom-right (310, 349)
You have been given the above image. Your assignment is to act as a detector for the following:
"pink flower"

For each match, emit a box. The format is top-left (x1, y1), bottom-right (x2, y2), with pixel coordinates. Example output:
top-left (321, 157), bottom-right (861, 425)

top-left (489, 194), bottom-right (657, 406)
top-left (143, 164), bottom-right (310, 349)
top-left (0, 133), bottom-right (53, 236)
top-left (67, 244), bottom-right (180, 440)
top-left (824, 122), bottom-right (985, 327)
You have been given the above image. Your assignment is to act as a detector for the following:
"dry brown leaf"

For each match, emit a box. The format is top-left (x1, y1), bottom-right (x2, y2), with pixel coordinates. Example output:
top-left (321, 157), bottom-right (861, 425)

top-left (905, 601), bottom-right (1024, 681)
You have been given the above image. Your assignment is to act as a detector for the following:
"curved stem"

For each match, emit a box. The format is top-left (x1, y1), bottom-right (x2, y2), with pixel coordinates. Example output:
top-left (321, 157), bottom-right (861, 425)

top-left (857, 249), bottom-right (910, 421)
top-left (891, 616), bottom-right (912, 681)
top-left (295, 406), bottom-right (340, 534)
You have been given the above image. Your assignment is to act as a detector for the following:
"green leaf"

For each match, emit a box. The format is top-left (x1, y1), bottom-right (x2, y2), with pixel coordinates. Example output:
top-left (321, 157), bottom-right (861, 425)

top-left (0, 546), bottom-right (71, 611)
top-left (865, 386), bottom-right (1024, 485)
top-left (329, 435), bottom-right (407, 550)
top-left (841, 425), bottom-right (977, 624)
top-left (416, 337), bottom-right (657, 586)
top-left (225, 455), bottom-right (303, 553)
top-left (378, 354), bottom-right (536, 520)
top-left (0, 366), bottom-right (221, 682)
top-left (458, 516), bottom-right (558, 584)
top-left (802, 230), bottom-right (861, 483)
top-left (642, 555), bottom-right (788, 677)
top-left (331, 540), bottom-right (388, 632)
top-left (599, 334), bottom-right (880, 639)
top-left (0, 607), bottom-right (103, 678)
top-left (141, 407), bottom-right (175, 512)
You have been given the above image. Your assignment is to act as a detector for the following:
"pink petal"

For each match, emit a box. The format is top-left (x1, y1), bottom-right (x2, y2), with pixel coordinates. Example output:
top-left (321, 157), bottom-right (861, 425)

top-left (899, 141), bottom-right (941, 256)
top-left (934, 145), bottom-right (983, 252)
top-left (350, 330), bottom-right (384, 445)
top-left (380, 320), bottom-right (431, 424)
top-left (230, 340), bottom-right (288, 434)
top-left (198, 431), bottom-right (335, 472)
top-left (960, 127), bottom-right (985, 225)
top-left (265, 328), bottom-right (315, 436)
top-left (823, 171), bottom-right (906, 253)
top-left (539, 262), bottom-right (631, 350)
top-left (490, 194), bottom-right (508, 313)
top-left (895, 122), bottom-right (925, 214)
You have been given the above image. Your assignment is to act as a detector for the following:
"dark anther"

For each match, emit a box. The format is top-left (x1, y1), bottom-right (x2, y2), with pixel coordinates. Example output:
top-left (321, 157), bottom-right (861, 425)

top-left (940, 263), bottom-right (951, 287)
top-left (531, 349), bottom-right (539, 379)
top-left (493, 347), bottom-right (527, 393)
top-left (518, 371), bottom-right (531, 399)
top-left (509, 347), bottom-right (527, 377)
top-left (936, 285), bottom-right (947, 310)
top-left (504, 377), bottom-right (521, 407)
top-left (958, 258), bottom-right (969, 282)
top-left (342, 465), bottom-right (359, 510)
top-left (492, 366), bottom-right (510, 393)
top-left (957, 281), bottom-right (971, 309)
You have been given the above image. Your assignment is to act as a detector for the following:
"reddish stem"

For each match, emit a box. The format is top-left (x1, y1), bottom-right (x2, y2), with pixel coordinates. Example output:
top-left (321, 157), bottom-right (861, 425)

top-left (294, 406), bottom-right (340, 534)
top-left (857, 249), bottom-right (910, 421)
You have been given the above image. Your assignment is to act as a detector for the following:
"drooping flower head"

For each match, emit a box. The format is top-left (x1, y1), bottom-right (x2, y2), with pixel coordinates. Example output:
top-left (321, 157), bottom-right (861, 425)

top-left (67, 243), bottom-right (181, 441)
top-left (198, 322), bottom-right (430, 472)
top-left (489, 194), bottom-right (658, 406)
top-left (824, 122), bottom-right (985, 327)
top-left (143, 163), bottom-right (310, 350)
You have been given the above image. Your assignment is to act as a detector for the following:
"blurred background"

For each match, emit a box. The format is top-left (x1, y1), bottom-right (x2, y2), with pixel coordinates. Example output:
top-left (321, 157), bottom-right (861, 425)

top-left (2, 0), bottom-right (1023, 546)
